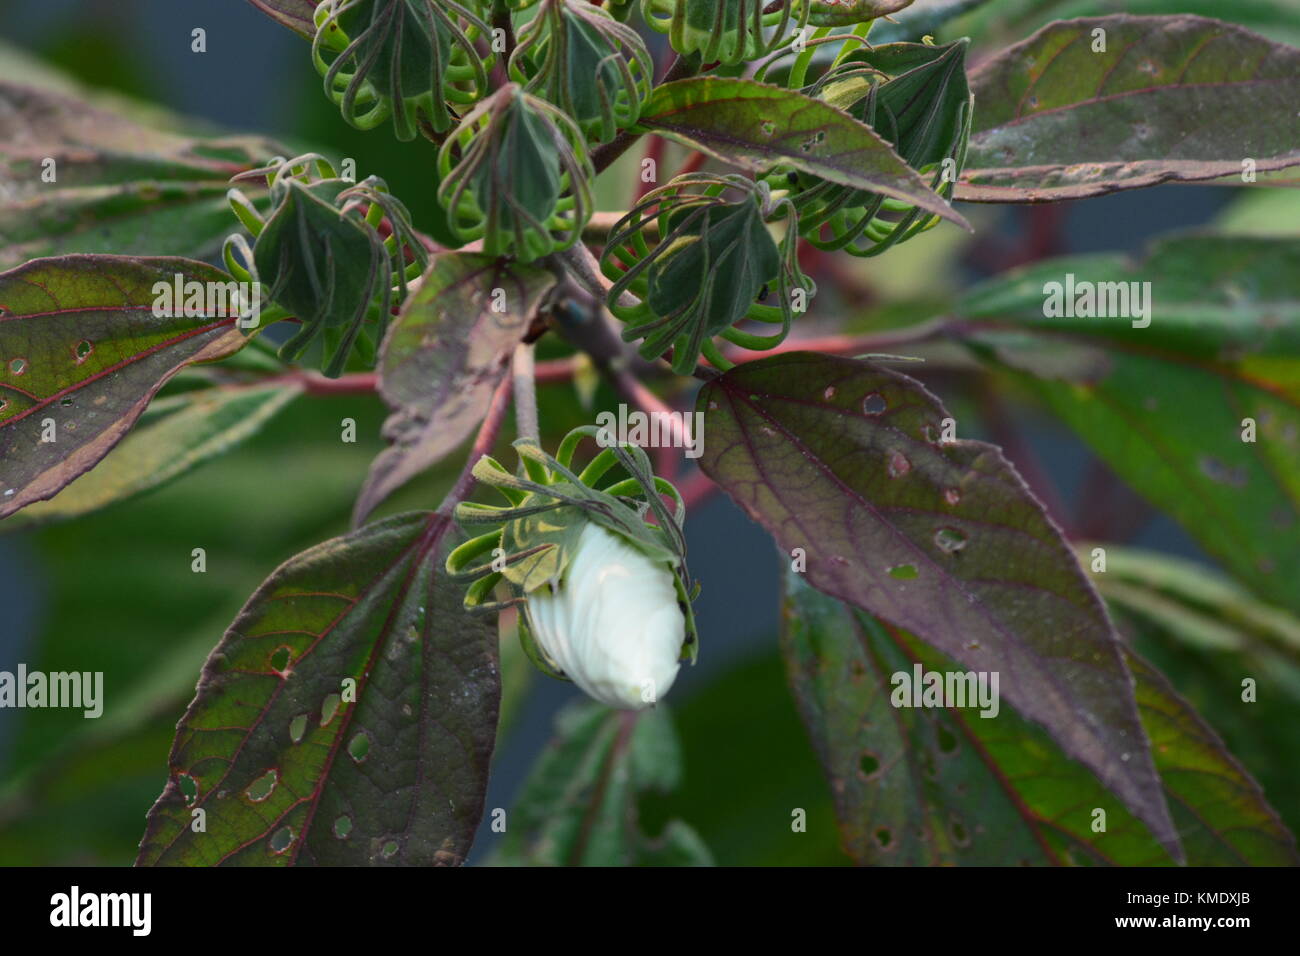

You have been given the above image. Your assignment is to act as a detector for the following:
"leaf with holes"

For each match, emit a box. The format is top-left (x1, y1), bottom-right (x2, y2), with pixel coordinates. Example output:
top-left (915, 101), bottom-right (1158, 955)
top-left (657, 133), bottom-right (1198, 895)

top-left (697, 351), bottom-right (1181, 859)
top-left (0, 256), bottom-right (249, 521)
top-left (782, 575), bottom-right (1298, 865)
top-left (492, 701), bottom-right (713, 866)
top-left (136, 510), bottom-right (500, 866)
top-left (957, 15), bottom-right (1300, 202)
top-left (0, 81), bottom-right (280, 269)
top-left (4, 382), bottom-right (301, 529)
top-left (246, 0), bottom-right (319, 39)
top-left (634, 77), bottom-right (969, 229)
top-left (352, 253), bottom-right (556, 526)
top-left (960, 235), bottom-right (1300, 614)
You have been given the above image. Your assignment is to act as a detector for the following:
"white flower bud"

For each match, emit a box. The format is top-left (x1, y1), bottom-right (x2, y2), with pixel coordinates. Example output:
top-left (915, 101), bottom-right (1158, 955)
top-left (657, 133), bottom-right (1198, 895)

top-left (525, 521), bottom-right (685, 710)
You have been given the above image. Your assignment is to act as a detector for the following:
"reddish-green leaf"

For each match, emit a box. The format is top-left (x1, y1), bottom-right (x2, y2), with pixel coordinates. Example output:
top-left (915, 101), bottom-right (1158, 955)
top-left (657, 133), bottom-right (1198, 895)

top-left (783, 576), bottom-right (1298, 865)
top-left (958, 15), bottom-right (1300, 202)
top-left (137, 511), bottom-right (500, 866)
top-left (0, 256), bottom-right (247, 520)
top-left (246, 0), bottom-right (319, 39)
top-left (697, 351), bottom-right (1181, 859)
top-left (352, 253), bottom-right (556, 526)
top-left (635, 77), bottom-right (969, 229)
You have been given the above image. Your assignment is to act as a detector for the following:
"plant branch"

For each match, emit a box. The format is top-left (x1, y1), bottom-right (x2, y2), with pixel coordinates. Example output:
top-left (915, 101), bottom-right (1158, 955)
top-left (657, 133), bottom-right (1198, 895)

top-left (438, 372), bottom-right (514, 516)
top-left (512, 341), bottom-right (540, 443)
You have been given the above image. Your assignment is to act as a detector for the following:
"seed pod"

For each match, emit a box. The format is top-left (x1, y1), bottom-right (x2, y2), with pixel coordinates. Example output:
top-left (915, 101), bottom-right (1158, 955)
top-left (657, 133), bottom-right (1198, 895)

top-left (641, 0), bottom-right (806, 66)
top-left (446, 426), bottom-right (700, 708)
top-left (312, 0), bottom-right (493, 141)
top-left (601, 174), bottom-right (812, 374)
top-left (786, 38), bottom-right (972, 257)
top-left (227, 154), bottom-right (427, 377)
top-left (437, 84), bottom-right (594, 261)
top-left (510, 0), bottom-right (653, 144)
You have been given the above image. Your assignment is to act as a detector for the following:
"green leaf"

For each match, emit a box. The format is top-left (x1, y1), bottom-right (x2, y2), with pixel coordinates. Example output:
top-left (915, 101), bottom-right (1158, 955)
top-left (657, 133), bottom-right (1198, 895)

top-left (247, 0), bottom-right (320, 39)
top-left (958, 15), bottom-right (1300, 202)
top-left (4, 382), bottom-right (301, 529)
top-left (808, 0), bottom-right (915, 27)
top-left (491, 702), bottom-right (712, 866)
top-left (783, 575), bottom-right (1298, 865)
top-left (137, 511), bottom-right (500, 866)
top-left (696, 351), bottom-right (1181, 858)
top-left (0, 81), bottom-right (280, 269)
top-left (635, 77), bottom-right (969, 229)
top-left (353, 253), bottom-right (556, 525)
top-left (959, 235), bottom-right (1300, 614)
top-left (0, 255), bottom-right (248, 521)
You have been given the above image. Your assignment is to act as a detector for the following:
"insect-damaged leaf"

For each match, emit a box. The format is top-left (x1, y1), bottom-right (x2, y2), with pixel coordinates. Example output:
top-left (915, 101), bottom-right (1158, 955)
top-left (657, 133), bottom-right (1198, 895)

top-left (635, 77), bottom-right (969, 230)
top-left (0, 255), bottom-right (248, 521)
top-left (491, 701), bottom-right (712, 866)
top-left (959, 235), bottom-right (1300, 615)
top-left (4, 382), bottom-right (300, 529)
top-left (959, 15), bottom-right (1300, 202)
top-left (783, 576), bottom-right (1297, 865)
top-left (697, 351), bottom-right (1181, 859)
top-left (0, 81), bottom-right (280, 269)
top-left (352, 253), bottom-right (556, 526)
top-left (137, 511), bottom-right (500, 866)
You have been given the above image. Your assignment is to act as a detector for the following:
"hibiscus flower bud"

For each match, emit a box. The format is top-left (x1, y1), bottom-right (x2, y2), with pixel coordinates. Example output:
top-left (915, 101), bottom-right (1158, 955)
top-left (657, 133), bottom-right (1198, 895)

top-left (525, 521), bottom-right (685, 710)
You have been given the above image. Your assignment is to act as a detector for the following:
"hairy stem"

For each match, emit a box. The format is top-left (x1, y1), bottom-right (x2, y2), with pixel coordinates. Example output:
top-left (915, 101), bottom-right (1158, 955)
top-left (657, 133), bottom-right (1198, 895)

top-left (512, 341), bottom-right (540, 443)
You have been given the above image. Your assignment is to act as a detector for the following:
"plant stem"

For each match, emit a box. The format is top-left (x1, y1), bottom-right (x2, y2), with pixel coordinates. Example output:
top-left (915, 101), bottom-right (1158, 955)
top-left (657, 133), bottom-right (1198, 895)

top-left (512, 341), bottom-right (540, 443)
top-left (591, 55), bottom-right (700, 174)
top-left (438, 373), bottom-right (513, 516)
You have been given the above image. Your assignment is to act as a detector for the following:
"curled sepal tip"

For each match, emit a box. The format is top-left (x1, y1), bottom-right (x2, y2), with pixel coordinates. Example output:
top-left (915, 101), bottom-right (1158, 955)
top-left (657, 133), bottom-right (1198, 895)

top-left (600, 173), bottom-right (813, 375)
top-left (445, 426), bottom-right (700, 710)
top-left (641, 0), bottom-right (807, 66)
top-left (312, 0), bottom-right (493, 141)
top-left (510, 0), bottom-right (653, 145)
top-left (437, 84), bottom-right (594, 261)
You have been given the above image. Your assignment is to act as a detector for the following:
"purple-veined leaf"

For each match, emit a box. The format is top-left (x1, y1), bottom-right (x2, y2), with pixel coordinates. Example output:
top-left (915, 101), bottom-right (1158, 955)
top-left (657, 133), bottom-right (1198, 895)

top-left (959, 235), bottom-right (1300, 614)
top-left (957, 15), bottom-right (1300, 202)
top-left (783, 575), bottom-right (1298, 865)
top-left (697, 351), bottom-right (1181, 859)
top-left (0, 256), bottom-right (248, 520)
top-left (352, 252), bottom-right (556, 526)
top-left (246, 0), bottom-right (319, 39)
top-left (0, 81), bottom-right (281, 268)
top-left (635, 77), bottom-right (970, 229)
top-left (137, 511), bottom-right (500, 866)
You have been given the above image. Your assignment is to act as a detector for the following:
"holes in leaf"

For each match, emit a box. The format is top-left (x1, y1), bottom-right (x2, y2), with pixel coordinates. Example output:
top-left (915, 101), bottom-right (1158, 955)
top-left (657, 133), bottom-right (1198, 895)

top-left (875, 827), bottom-right (892, 849)
top-left (288, 713), bottom-right (308, 744)
top-left (246, 768), bottom-right (277, 803)
top-left (934, 527), bottom-right (967, 554)
top-left (176, 771), bottom-right (199, 807)
top-left (887, 564), bottom-right (918, 580)
top-left (886, 451), bottom-right (910, 478)
top-left (760, 120), bottom-right (776, 137)
top-left (0, 399), bottom-right (7, 412)
top-left (320, 693), bottom-right (341, 727)
top-left (347, 731), bottom-right (371, 763)
top-left (59, 397), bottom-right (74, 407)
top-left (943, 488), bottom-right (961, 506)
top-left (74, 340), bottom-right (93, 364)
top-left (334, 815), bottom-right (353, 839)
top-left (270, 645), bottom-right (292, 673)
top-left (382, 840), bottom-right (399, 859)
top-left (270, 826), bottom-right (294, 854)
top-left (937, 723), bottom-right (958, 755)
top-left (8, 357), bottom-right (27, 375)
top-left (950, 818), bottom-right (970, 847)
top-left (823, 386), bottom-right (836, 400)
top-left (862, 392), bottom-right (887, 416)
top-left (859, 752), bottom-right (880, 778)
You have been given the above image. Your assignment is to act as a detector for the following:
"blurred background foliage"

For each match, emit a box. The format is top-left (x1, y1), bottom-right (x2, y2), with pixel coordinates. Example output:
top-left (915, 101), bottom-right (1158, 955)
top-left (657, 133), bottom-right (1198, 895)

top-left (0, 0), bottom-right (1297, 865)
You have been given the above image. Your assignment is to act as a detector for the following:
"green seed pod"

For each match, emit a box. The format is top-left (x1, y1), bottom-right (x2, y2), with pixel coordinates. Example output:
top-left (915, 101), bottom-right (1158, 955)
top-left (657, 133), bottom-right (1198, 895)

top-left (227, 154), bottom-right (427, 377)
top-left (312, 0), bottom-right (492, 141)
top-left (446, 426), bottom-right (700, 706)
top-left (437, 84), bottom-right (594, 261)
top-left (509, 0), bottom-right (653, 144)
top-left (641, 0), bottom-right (806, 66)
top-left (601, 174), bottom-right (812, 375)
top-left (785, 38), bottom-right (972, 257)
